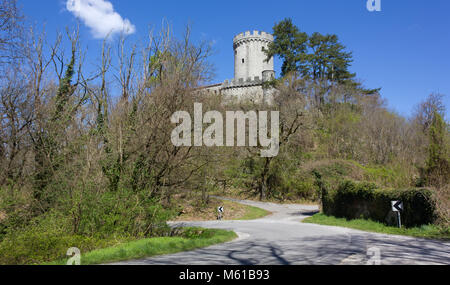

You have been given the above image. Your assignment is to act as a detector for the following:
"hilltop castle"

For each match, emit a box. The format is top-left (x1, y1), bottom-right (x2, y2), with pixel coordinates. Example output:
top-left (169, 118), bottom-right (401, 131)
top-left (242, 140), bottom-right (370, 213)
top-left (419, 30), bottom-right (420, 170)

top-left (203, 30), bottom-right (276, 104)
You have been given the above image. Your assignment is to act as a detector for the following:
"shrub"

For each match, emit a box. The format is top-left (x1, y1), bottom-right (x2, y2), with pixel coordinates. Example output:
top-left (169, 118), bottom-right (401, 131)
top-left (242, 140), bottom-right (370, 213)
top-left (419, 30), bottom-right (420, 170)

top-left (0, 211), bottom-right (129, 265)
top-left (0, 229), bottom-right (119, 265)
top-left (280, 174), bottom-right (318, 201)
top-left (177, 228), bottom-right (216, 239)
top-left (0, 186), bottom-right (178, 264)
top-left (323, 180), bottom-right (438, 228)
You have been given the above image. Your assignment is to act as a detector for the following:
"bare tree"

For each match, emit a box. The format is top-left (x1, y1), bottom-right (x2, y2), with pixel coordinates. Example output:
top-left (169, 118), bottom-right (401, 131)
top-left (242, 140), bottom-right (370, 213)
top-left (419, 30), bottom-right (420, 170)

top-left (240, 74), bottom-right (312, 200)
top-left (414, 93), bottom-right (446, 132)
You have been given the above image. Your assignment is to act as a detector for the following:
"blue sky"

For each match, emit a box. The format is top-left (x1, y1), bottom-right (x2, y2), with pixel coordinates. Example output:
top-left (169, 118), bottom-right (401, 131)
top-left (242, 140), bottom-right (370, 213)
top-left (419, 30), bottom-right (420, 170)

top-left (19, 0), bottom-right (450, 117)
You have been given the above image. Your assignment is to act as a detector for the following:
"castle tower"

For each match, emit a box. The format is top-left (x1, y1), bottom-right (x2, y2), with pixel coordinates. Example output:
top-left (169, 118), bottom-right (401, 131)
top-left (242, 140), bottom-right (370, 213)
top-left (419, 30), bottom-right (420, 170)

top-left (233, 30), bottom-right (274, 82)
top-left (201, 30), bottom-right (277, 105)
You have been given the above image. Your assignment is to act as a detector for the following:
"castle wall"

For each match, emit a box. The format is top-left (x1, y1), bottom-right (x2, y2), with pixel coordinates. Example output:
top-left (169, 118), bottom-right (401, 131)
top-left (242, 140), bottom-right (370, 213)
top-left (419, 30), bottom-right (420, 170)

top-left (221, 85), bottom-right (263, 99)
top-left (234, 42), bottom-right (248, 80)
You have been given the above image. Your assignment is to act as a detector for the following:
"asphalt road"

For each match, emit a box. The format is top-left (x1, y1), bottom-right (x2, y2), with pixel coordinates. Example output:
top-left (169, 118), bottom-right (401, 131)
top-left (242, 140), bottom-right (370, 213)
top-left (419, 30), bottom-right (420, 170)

top-left (114, 197), bottom-right (450, 265)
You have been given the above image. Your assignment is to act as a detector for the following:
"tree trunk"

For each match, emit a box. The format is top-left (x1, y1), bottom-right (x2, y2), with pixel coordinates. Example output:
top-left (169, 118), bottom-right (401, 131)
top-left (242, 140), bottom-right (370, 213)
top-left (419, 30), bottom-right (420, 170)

top-left (260, 181), bottom-right (267, 201)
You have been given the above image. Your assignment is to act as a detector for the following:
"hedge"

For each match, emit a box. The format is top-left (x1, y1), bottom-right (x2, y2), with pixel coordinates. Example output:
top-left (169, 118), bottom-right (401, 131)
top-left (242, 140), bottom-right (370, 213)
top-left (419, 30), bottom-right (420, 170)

top-left (322, 180), bottom-right (437, 228)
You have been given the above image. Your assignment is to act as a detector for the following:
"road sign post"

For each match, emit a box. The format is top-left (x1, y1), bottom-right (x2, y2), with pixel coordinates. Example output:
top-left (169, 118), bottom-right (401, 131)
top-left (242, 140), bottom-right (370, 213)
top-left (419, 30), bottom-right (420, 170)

top-left (217, 206), bottom-right (224, 220)
top-left (391, 201), bottom-right (403, 228)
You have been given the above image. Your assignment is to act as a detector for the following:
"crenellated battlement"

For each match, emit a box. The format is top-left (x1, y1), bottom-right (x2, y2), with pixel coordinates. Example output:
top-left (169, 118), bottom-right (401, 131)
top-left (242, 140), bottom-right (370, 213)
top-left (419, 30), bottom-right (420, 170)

top-left (230, 28), bottom-right (275, 90)
top-left (233, 30), bottom-right (274, 44)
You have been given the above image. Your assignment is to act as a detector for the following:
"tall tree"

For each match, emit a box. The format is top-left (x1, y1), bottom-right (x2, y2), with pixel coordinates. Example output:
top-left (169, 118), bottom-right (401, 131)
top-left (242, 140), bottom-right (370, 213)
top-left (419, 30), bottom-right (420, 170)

top-left (0, 0), bottom-right (23, 73)
top-left (307, 32), bottom-right (355, 83)
top-left (414, 93), bottom-right (446, 133)
top-left (424, 112), bottom-right (450, 187)
top-left (265, 18), bottom-right (380, 102)
top-left (264, 18), bottom-right (308, 77)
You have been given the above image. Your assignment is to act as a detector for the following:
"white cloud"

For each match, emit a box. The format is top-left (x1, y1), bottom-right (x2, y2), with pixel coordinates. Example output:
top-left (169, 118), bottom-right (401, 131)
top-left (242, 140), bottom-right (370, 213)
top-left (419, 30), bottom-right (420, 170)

top-left (66, 0), bottom-right (136, 39)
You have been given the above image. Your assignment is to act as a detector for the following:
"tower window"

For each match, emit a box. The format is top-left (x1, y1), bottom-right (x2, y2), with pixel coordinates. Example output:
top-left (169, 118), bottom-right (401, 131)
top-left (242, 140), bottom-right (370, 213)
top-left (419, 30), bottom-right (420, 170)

top-left (242, 58), bottom-right (245, 63)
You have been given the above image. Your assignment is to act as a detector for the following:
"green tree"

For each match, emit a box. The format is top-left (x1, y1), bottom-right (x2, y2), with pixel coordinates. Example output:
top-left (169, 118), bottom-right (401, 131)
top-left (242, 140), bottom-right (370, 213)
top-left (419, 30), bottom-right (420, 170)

top-left (265, 18), bottom-right (380, 105)
top-left (265, 18), bottom-right (356, 83)
top-left (306, 32), bottom-right (355, 83)
top-left (424, 112), bottom-right (450, 187)
top-left (264, 18), bottom-right (308, 77)
top-left (33, 37), bottom-right (77, 198)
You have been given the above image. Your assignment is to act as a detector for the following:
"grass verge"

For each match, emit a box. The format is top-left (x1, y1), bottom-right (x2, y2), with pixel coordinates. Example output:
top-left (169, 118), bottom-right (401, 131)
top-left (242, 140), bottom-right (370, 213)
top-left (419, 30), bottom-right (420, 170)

top-left (237, 204), bottom-right (272, 220)
top-left (44, 228), bottom-right (237, 265)
top-left (303, 213), bottom-right (450, 240)
top-left (175, 198), bottom-right (270, 221)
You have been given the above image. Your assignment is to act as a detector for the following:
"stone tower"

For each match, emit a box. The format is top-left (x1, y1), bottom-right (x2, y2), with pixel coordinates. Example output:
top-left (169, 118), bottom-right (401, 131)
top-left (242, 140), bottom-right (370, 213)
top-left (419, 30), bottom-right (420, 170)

top-left (233, 31), bottom-right (275, 82)
top-left (201, 30), bottom-right (276, 104)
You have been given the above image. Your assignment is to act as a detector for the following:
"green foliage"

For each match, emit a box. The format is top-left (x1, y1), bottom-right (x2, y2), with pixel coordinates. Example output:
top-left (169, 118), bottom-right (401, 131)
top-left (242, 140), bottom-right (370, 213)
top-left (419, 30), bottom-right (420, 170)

top-left (44, 228), bottom-right (237, 265)
top-left (266, 18), bottom-right (380, 95)
top-left (266, 18), bottom-right (357, 83)
top-left (312, 160), bottom-right (353, 180)
top-left (0, 186), bottom-right (32, 240)
top-left (264, 18), bottom-right (308, 76)
top-left (70, 187), bottom-right (176, 238)
top-left (31, 41), bottom-right (79, 216)
top-left (277, 170), bottom-right (318, 201)
top-left (322, 180), bottom-right (437, 228)
top-left (306, 32), bottom-right (355, 83)
top-left (0, 186), bottom-right (178, 264)
top-left (0, 211), bottom-right (127, 265)
top-left (421, 112), bottom-right (450, 187)
top-left (178, 227), bottom-right (216, 239)
top-left (52, 44), bottom-right (76, 123)
top-left (0, 223), bottom-right (236, 265)
top-left (354, 163), bottom-right (414, 188)
top-left (225, 155), bottom-right (318, 202)
top-left (266, 19), bottom-right (355, 82)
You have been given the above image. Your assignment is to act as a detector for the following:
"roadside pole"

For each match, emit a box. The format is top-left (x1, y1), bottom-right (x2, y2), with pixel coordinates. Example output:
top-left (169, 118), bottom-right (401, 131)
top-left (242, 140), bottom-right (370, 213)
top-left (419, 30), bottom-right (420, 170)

top-left (391, 201), bottom-right (403, 228)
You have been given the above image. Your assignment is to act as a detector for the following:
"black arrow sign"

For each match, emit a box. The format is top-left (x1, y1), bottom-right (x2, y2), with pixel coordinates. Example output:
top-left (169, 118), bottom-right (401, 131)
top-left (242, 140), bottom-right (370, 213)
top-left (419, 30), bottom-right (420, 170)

top-left (393, 201), bottom-right (403, 212)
